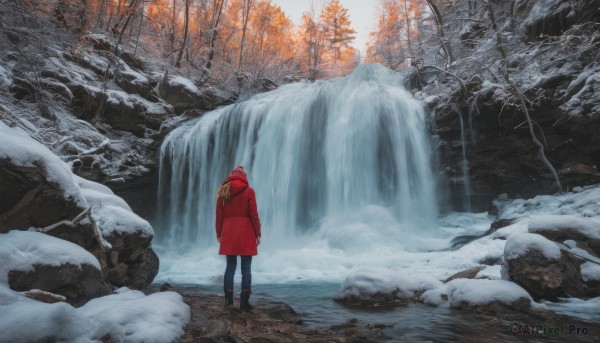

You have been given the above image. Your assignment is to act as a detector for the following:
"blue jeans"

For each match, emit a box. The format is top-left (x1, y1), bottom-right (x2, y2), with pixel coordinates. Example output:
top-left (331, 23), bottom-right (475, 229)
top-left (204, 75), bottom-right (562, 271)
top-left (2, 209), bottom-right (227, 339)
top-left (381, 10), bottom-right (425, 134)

top-left (224, 255), bottom-right (252, 292)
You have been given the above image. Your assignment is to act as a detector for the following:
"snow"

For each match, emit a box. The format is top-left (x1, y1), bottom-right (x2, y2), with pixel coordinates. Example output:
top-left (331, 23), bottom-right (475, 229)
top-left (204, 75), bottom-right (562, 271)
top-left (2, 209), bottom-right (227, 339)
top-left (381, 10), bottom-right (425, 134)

top-left (0, 285), bottom-right (190, 343)
top-left (170, 75), bottom-right (200, 94)
top-left (76, 176), bottom-right (154, 237)
top-left (563, 243), bottom-right (600, 264)
top-left (118, 60), bottom-right (150, 87)
top-left (528, 215), bottom-right (600, 240)
top-left (106, 89), bottom-right (171, 115)
top-left (580, 262), bottom-right (600, 282)
top-left (495, 184), bottom-right (600, 220)
top-left (421, 279), bottom-right (532, 308)
top-left (0, 64), bottom-right (12, 90)
top-left (0, 231), bottom-right (100, 284)
top-left (0, 122), bottom-right (87, 206)
top-left (334, 268), bottom-right (443, 300)
top-left (475, 265), bottom-right (502, 280)
top-left (542, 297), bottom-right (600, 322)
top-left (503, 233), bottom-right (562, 261)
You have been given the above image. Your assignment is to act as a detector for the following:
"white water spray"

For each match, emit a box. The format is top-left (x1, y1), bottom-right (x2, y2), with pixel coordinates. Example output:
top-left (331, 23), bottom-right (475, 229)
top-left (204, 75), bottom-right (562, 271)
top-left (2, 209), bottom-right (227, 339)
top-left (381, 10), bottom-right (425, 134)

top-left (157, 64), bottom-right (440, 283)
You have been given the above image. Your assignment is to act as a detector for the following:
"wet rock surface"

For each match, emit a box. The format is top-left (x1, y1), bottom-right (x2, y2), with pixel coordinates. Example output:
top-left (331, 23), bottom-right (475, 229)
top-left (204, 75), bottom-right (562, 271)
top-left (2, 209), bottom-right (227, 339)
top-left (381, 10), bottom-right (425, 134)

top-left (173, 290), bottom-right (384, 343)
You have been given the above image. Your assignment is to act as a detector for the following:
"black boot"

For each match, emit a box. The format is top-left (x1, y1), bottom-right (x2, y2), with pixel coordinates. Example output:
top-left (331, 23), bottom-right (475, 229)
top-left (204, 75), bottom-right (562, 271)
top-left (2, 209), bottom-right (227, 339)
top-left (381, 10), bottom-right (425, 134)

top-left (240, 289), bottom-right (253, 311)
top-left (224, 288), bottom-right (233, 307)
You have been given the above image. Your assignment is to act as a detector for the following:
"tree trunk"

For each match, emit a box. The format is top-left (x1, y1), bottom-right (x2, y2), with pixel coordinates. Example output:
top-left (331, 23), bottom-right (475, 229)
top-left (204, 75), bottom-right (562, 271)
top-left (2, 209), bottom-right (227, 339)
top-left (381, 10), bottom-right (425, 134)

top-left (204, 0), bottom-right (228, 74)
top-left (175, 0), bottom-right (190, 68)
top-left (425, 0), bottom-right (452, 69)
top-left (238, 0), bottom-right (255, 71)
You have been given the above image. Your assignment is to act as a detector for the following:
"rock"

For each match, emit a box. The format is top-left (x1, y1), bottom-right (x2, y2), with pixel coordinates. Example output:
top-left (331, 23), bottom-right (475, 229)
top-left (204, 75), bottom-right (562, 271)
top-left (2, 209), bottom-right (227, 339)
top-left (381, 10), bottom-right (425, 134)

top-left (160, 282), bottom-right (174, 292)
top-left (444, 266), bottom-right (484, 283)
top-left (490, 219), bottom-right (515, 230)
top-left (479, 255), bottom-right (502, 266)
top-left (105, 262), bottom-right (128, 285)
top-left (0, 125), bottom-right (159, 295)
top-left (157, 73), bottom-right (234, 113)
top-left (0, 158), bottom-right (101, 258)
top-left (333, 271), bottom-right (442, 309)
top-left (422, 278), bottom-right (534, 315)
top-left (251, 78), bottom-right (278, 92)
top-left (175, 291), bottom-right (384, 343)
top-left (523, 0), bottom-right (574, 41)
top-left (124, 248), bottom-right (159, 290)
top-left (9, 263), bottom-right (110, 305)
top-left (528, 215), bottom-right (600, 256)
top-left (80, 34), bottom-right (113, 51)
top-left (106, 167), bottom-right (157, 223)
top-left (454, 297), bottom-right (533, 316)
top-left (502, 233), bottom-right (585, 300)
top-left (559, 162), bottom-right (600, 189)
top-left (102, 89), bottom-right (172, 137)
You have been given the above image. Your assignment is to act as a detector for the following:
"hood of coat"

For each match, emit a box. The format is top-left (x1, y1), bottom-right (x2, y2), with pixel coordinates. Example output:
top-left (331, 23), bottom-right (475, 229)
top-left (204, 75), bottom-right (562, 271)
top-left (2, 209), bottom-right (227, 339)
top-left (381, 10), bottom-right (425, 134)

top-left (223, 175), bottom-right (249, 196)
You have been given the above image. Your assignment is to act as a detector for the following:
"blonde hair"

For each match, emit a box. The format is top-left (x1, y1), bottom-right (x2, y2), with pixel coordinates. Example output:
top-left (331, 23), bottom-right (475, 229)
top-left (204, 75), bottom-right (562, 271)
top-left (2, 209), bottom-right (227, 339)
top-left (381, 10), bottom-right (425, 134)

top-left (216, 182), bottom-right (232, 202)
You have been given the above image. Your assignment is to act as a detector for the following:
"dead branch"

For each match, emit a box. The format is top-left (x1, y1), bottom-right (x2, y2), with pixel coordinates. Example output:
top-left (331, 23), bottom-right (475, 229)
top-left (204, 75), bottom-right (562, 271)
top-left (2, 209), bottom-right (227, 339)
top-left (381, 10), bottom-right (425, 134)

top-left (39, 207), bottom-right (91, 233)
top-left (487, 1), bottom-right (562, 193)
top-left (21, 289), bottom-right (67, 303)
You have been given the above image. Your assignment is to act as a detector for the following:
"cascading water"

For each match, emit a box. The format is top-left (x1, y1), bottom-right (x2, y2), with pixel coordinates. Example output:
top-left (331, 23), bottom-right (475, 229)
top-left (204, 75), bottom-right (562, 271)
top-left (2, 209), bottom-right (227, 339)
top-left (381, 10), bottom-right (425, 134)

top-left (156, 64), bottom-right (441, 283)
top-left (458, 112), bottom-right (472, 212)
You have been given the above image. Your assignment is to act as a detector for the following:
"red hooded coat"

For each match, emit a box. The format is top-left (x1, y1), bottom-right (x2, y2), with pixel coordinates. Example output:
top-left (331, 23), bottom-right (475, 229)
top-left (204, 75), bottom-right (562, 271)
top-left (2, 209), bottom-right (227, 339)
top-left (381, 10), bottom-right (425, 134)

top-left (215, 175), bottom-right (261, 256)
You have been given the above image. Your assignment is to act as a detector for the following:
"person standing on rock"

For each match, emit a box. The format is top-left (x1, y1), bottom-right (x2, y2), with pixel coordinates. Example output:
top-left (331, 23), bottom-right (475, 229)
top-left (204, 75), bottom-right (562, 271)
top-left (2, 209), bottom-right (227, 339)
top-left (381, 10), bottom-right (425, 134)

top-left (216, 165), bottom-right (261, 310)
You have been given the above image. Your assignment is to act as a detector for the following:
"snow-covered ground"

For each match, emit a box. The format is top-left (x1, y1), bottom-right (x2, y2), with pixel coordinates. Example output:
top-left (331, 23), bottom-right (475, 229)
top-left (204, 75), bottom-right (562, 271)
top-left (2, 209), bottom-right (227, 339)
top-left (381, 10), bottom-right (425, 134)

top-left (0, 230), bottom-right (190, 343)
top-left (0, 284), bottom-right (189, 343)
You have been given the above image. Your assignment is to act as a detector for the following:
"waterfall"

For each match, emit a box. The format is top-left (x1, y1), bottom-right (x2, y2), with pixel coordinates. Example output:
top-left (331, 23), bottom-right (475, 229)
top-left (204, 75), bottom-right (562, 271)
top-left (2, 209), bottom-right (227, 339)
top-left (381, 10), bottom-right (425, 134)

top-left (458, 112), bottom-right (472, 212)
top-left (157, 64), bottom-right (438, 257)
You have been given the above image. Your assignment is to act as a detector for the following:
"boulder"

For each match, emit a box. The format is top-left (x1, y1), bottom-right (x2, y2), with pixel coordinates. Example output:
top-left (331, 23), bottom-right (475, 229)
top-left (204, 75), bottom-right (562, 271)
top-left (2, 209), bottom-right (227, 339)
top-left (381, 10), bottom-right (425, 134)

top-left (528, 215), bottom-right (600, 256)
top-left (502, 232), bottom-right (585, 300)
top-left (123, 248), bottom-right (159, 290)
top-left (0, 230), bottom-right (111, 305)
top-left (0, 123), bottom-right (159, 293)
top-left (421, 278), bottom-right (534, 315)
top-left (76, 176), bottom-right (158, 289)
top-left (0, 145), bottom-right (101, 260)
top-left (334, 269), bottom-right (442, 308)
top-left (522, 0), bottom-right (575, 41)
top-left (157, 73), bottom-right (234, 113)
top-left (9, 263), bottom-right (110, 305)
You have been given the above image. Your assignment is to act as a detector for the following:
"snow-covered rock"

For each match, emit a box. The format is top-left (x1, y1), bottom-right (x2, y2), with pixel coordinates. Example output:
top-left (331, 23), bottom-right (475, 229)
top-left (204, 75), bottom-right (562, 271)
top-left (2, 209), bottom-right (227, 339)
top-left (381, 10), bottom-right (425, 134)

top-left (0, 231), bottom-right (109, 304)
top-left (0, 123), bottom-right (158, 290)
top-left (157, 73), bottom-right (233, 112)
top-left (0, 285), bottom-right (189, 343)
top-left (421, 279), bottom-right (532, 313)
top-left (502, 233), bottom-right (584, 300)
top-left (528, 215), bottom-right (600, 256)
top-left (334, 268), bottom-right (443, 307)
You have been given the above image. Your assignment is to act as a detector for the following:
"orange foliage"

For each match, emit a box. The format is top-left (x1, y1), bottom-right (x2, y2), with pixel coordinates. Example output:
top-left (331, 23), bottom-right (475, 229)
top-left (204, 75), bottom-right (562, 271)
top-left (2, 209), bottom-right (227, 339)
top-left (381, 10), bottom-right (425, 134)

top-left (366, 0), bottom-right (422, 68)
top-left (79, 0), bottom-right (360, 79)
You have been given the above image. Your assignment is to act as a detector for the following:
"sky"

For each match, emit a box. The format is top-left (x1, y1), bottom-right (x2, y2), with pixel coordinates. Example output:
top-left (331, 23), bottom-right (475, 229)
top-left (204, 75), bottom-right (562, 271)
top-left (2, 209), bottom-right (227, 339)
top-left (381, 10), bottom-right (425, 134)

top-left (269, 0), bottom-right (378, 54)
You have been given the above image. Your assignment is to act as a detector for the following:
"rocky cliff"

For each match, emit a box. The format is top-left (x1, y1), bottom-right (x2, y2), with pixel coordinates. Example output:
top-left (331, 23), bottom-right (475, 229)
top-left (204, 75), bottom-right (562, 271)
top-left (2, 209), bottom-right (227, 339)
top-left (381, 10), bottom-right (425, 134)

top-left (414, 0), bottom-right (600, 211)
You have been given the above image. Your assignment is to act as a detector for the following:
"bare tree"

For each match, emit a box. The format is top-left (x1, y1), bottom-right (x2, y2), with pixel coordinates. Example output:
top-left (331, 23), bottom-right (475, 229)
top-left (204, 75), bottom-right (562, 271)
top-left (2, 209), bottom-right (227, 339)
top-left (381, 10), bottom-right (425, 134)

top-left (238, 0), bottom-right (255, 71)
top-left (204, 0), bottom-right (228, 76)
top-left (175, 0), bottom-right (190, 67)
top-left (486, 1), bottom-right (562, 193)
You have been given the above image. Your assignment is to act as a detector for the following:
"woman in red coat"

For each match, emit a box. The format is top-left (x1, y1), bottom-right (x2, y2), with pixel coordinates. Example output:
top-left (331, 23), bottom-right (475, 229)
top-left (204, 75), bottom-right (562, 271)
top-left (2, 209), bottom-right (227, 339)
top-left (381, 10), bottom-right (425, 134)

top-left (216, 165), bottom-right (261, 310)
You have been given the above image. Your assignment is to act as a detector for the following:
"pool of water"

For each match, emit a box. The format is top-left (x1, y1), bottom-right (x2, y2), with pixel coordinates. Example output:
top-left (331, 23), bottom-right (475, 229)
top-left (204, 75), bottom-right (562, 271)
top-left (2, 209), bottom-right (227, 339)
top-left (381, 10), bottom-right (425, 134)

top-left (166, 282), bottom-right (600, 342)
